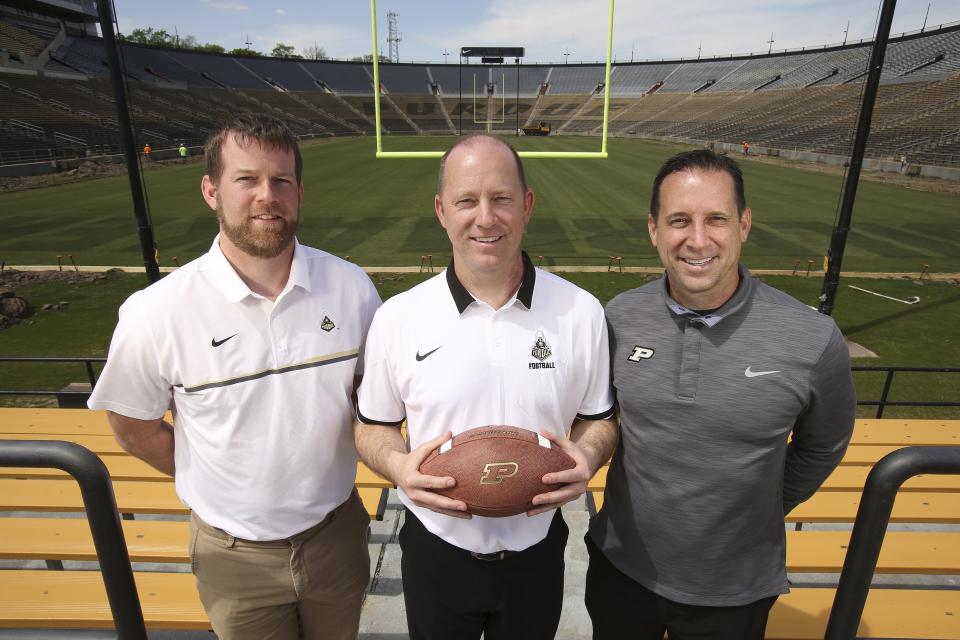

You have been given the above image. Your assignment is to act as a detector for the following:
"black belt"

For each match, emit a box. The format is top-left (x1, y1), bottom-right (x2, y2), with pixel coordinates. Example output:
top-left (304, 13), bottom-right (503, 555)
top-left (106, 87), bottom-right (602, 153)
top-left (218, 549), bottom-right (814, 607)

top-left (470, 550), bottom-right (515, 561)
top-left (404, 508), bottom-right (563, 562)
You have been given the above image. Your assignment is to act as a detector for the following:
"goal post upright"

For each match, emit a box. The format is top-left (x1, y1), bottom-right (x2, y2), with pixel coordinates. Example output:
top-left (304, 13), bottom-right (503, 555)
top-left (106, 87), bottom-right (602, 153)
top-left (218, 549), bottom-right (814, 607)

top-left (369, 0), bottom-right (383, 157)
top-left (600, 0), bottom-right (614, 156)
top-left (369, 0), bottom-right (615, 159)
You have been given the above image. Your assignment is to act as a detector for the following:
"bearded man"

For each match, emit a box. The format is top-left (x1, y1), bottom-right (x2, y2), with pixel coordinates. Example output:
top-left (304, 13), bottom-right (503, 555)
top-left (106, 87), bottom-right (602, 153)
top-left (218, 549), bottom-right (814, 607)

top-left (89, 113), bottom-right (381, 640)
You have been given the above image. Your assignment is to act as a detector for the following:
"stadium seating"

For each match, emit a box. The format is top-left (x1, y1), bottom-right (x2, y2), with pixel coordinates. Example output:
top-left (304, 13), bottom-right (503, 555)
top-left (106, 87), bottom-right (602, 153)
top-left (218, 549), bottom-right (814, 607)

top-left (0, 18), bottom-right (47, 58)
top-left (302, 60), bottom-right (372, 94)
top-left (707, 51), bottom-right (821, 92)
top-left (587, 419), bottom-right (960, 639)
top-left (608, 62), bottom-right (680, 95)
top-left (2, 24), bottom-right (959, 166)
top-left (378, 63), bottom-right (432, 94)
top-left (659, 59), bottom-right (745, 93)
top-left (0, 408), bottom-right (391, 631)
top-left (550, 65), bottom-right (610, 94)
top-left (1, 409), bottom-right (958, 636)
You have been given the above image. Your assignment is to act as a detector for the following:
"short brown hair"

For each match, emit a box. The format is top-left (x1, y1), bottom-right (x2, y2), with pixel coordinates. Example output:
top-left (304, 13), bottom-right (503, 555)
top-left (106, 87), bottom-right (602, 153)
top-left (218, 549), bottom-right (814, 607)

top-left (650, 149), bottom-right (746, 220)
top-left (437, 134), bottom-right (527, 196)
top-left (204, 113), bottom-right (303, 184)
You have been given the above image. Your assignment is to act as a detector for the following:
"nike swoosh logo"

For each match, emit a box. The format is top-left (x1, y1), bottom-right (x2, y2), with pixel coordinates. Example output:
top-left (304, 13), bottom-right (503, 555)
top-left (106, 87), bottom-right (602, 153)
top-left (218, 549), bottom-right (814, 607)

top-left (415, 346), bottom-right (442, 361)
top-left (745, 366), bottom-right (780, 378)
top-left (211, 334), bottom-right (237, 348)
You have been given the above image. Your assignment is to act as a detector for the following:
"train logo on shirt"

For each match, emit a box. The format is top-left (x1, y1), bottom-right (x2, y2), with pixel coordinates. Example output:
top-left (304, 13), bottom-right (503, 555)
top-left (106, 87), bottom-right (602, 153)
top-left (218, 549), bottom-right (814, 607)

top-left (480, 462), bottom-right (519, 484)
top-left (529, 332), bottom-right (556, 369)
top-left (627, 345), bottom-right (655, 362)
top-left (321, 316), bottom-right (336, 332)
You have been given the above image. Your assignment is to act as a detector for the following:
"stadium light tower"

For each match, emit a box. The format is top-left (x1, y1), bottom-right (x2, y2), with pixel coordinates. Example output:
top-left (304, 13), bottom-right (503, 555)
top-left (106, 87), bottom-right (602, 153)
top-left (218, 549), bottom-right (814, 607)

top-left (387, 12), bottom-right (401, 62)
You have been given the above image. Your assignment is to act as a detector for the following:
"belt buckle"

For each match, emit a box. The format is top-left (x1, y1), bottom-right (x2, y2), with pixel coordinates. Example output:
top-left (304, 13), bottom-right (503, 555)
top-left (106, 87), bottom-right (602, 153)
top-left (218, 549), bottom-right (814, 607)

top-left (471, 550), bottom-right (507, 561)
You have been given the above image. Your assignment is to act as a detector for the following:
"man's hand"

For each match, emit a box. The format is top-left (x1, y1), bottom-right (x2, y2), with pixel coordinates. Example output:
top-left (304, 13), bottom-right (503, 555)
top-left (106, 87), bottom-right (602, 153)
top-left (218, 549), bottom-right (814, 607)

top-left (391, 431), bottom-right (471, 519)
top-left (527, 430), bottom-right (593, 516)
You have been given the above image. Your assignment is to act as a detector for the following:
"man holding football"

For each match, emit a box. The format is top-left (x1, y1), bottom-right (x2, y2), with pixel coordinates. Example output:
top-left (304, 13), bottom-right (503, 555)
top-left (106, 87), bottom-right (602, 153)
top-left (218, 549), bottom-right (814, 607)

top-left (353, 134), bottom-right (618, 640)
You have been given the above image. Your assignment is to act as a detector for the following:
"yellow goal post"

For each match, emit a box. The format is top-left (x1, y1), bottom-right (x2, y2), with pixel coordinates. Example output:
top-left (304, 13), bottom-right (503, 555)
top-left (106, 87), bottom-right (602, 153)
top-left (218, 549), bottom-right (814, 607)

top-left (369, 0), bottom-right (615, 159)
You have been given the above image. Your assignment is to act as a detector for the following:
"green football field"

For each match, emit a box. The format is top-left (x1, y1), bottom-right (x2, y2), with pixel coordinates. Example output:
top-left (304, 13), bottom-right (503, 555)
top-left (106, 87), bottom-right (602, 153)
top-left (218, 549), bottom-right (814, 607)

top-left (2, 135), bottom-right (959, 271)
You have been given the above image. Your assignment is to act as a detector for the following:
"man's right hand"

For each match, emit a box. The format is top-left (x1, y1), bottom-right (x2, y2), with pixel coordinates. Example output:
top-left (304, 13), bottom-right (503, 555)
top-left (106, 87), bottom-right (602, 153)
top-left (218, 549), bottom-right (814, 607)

top-left (391, 431), bottom-right (471, 519)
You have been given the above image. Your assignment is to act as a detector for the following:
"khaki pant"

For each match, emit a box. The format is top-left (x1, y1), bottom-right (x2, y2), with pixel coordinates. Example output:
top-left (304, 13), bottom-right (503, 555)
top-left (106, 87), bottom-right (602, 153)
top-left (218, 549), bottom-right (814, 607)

top-left (190, 490), bottom-right (370, 640)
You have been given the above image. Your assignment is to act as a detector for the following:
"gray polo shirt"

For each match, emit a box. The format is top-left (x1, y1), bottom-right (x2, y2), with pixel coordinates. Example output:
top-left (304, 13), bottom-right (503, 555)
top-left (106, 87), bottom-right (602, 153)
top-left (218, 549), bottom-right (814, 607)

top-left (589, 265), bottom-right (855, 607)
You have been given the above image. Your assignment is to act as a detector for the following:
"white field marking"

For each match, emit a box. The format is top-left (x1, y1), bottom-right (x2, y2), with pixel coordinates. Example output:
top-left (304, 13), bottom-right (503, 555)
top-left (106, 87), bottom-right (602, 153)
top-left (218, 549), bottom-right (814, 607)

top-left (848, 285), bottom-right (920, 305)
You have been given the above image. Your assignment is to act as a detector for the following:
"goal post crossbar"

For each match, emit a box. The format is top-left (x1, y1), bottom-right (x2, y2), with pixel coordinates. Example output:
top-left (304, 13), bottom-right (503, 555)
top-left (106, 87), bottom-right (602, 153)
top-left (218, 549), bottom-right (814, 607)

top-left (369, 0), bottom-right (615, 159)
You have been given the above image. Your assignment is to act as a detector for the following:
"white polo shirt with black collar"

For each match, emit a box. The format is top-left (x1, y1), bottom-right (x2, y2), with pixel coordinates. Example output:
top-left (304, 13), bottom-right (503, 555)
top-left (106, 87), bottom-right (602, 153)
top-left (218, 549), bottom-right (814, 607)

top-left (89, 236), bottom-right (381, 540)
top-left (357, 253), bottom-right (615, 554)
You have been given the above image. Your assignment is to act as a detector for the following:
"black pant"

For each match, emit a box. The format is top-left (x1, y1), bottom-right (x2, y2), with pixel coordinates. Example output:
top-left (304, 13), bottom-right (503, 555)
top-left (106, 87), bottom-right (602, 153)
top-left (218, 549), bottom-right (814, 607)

top-left (585, 534), bottom-right (777, 640)
top-left (399, 509), bottom-right (568, 640)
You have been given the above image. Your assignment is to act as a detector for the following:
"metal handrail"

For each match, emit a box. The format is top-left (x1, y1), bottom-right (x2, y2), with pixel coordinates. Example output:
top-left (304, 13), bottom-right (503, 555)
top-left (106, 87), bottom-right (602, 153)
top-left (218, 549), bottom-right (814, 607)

top-left (1, 358), bottom-right (956, 415)
top-left (0, 356), bottom-right (105, 390)
top-left (0, 440), bottom-right (147, 639)
top-left (825, 446), bottom-right (960, 639)
top-left (851, 365), bottom-right (960, 418)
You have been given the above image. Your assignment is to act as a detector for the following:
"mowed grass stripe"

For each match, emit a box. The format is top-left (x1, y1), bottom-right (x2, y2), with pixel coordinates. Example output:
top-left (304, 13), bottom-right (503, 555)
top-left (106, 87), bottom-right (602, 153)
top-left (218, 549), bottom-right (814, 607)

top-left (1, 137), bottom-right (958, 270)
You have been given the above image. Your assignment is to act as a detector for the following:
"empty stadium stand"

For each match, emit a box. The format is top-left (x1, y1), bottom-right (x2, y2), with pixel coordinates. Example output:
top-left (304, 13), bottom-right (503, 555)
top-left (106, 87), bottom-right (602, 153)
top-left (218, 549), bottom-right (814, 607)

top-left (1, 22), bottom-right (958, 166)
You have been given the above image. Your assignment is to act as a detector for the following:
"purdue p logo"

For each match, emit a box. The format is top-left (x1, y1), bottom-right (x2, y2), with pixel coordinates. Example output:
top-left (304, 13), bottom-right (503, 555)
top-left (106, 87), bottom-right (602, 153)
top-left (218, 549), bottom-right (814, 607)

top-left (480, 462), bottom-right (519, 485)
top-left (627, 345), bottom-right (655, 362)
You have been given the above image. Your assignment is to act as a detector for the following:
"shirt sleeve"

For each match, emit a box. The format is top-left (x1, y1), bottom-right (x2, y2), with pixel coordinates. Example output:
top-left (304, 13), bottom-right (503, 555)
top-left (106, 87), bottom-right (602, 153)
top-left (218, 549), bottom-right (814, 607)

top-left (782, 324), bottom-right (856, 514)
top-left (87, 293), bottom-right (172, 420)
top-left (576, 299), bottom-right (616, 421)
top-left (354, 272), bottom-right (382, 377)
top-left (355, 305), bottom-right (405, 427)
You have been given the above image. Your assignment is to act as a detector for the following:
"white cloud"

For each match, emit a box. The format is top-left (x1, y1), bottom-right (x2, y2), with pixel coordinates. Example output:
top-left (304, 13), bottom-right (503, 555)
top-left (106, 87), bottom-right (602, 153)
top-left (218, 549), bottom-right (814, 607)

top-left (417, 0), bottom-right (959, 63)
top-left (275, 8), bottom-right (286, 16)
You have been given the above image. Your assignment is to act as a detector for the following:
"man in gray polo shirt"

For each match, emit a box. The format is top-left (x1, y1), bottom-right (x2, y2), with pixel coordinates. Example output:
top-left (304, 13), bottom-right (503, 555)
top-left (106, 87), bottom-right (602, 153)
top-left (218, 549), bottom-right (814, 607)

top-left (586, 149), bottom-right (856, 639)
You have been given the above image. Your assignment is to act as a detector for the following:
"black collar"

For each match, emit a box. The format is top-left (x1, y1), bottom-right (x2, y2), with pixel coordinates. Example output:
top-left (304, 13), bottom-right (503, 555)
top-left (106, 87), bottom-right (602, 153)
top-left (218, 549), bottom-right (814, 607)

top-left (446, 252), bottom-right (536, 314)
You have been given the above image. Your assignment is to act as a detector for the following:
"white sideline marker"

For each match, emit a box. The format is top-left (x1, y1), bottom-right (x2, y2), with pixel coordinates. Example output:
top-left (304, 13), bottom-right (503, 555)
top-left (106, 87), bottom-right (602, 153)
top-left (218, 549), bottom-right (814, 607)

top-left (848, 285), bottom-right (920, 305)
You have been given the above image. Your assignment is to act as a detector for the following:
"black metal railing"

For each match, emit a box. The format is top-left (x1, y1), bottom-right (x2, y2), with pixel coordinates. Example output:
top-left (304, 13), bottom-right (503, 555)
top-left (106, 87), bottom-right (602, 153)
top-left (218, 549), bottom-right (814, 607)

top-left (851, 365), bottom-right (960, 418)
top-left (825, 446), bottom-right (960, 639)
top-left (0, 356), bottom-right (104, 398)
top-left (0, 359), bottom-right (957, 416)
top-left (0, 440), bottom-right (148, 639)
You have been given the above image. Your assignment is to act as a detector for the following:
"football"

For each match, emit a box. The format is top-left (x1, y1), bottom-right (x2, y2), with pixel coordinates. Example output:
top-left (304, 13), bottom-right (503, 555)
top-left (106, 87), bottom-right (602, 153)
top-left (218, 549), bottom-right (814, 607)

top-left (418, 425), bottom-right (576, 517)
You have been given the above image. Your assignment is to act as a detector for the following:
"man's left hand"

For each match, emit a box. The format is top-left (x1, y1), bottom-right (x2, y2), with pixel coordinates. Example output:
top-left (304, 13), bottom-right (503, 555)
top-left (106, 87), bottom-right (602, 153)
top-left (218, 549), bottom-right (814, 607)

top-left (527, 430), bottom-right (592, 516)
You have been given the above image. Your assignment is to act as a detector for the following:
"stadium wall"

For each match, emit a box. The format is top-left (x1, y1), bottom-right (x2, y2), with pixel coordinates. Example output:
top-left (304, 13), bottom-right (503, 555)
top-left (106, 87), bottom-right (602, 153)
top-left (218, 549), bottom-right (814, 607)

top-left (664, 138), bottom-right (960, 181)
top-left (3, 135), bottom-right (957, 181)
top-left (0, 144), bottom-right (204, 177)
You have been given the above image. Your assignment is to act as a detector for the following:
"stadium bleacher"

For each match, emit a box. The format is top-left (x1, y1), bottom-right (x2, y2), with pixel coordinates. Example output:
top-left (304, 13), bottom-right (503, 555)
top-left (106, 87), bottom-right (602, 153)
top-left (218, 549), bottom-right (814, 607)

top-left (0, 18), bottom-right (47, 57)
top-left (707, 51), bottom-right (821, 91)
top-left (497, 65), bottom-right (550, 97)
top-left (378, 63), bottom-right (432, 94)
top-left (303, 60), bottom-right (372, 94)
top-left (608, 62), bottom-right (680, 95)
top-left (1, 23), bottom-right (958, 166)
top-left (549, 65), bottom-right (610, 94)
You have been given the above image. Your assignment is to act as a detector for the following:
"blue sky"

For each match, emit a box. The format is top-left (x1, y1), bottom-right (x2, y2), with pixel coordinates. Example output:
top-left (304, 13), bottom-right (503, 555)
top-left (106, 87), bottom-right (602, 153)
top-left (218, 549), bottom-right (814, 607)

top-left (114, 0), bottom-right (960, 63)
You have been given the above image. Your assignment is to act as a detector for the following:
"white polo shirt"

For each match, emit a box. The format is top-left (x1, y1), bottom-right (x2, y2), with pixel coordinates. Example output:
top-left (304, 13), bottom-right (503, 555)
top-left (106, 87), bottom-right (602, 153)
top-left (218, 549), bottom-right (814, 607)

top-left (89, 237), bottom-right (380, 540)
top-left (357, 254), bottom-right (614, 553)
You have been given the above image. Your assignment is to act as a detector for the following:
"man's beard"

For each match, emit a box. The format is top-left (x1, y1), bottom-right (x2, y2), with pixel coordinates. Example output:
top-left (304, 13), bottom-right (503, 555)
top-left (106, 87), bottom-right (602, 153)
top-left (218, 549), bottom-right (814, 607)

top-left (217, 204), bottom-right (298, 259)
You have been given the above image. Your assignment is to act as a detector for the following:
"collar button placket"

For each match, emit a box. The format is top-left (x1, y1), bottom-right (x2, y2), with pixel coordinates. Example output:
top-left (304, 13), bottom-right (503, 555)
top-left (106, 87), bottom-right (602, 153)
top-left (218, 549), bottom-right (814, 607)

top-left (677, 319), bottom-right (701, 401)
